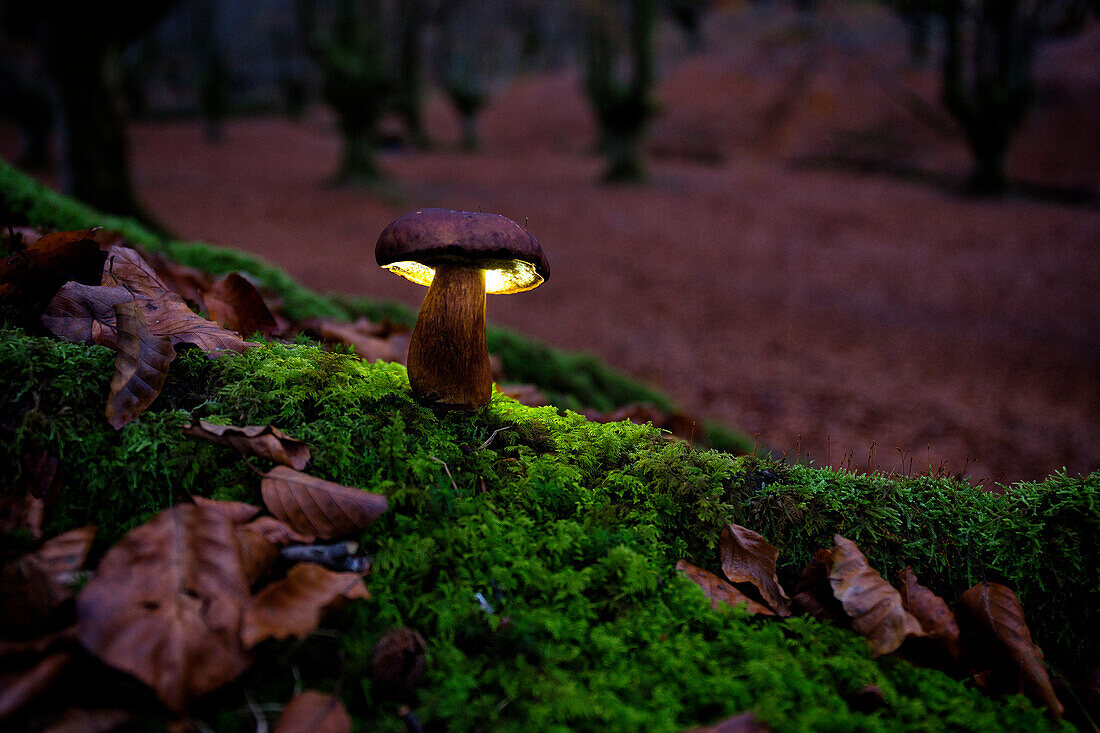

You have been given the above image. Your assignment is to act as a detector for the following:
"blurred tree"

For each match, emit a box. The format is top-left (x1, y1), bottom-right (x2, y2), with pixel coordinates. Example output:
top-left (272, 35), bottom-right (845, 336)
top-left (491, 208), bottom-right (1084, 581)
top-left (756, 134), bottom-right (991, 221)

top-left (436, 0), bottom-right (495, 152)
top-left (883, 0), bottom-right (1095, 193)
top-left (1, 0), bottom-right (178, 218)
top-left (394, 0), bottom-right (430, 148)
top-left (297, 0), bottom-right (394, 182)
top-left (939, 0), bottom-right (1094, 193)
top-left (666, 0), bottom-right (712, 51)
top-left (581, 0), bottom-right (658, 182)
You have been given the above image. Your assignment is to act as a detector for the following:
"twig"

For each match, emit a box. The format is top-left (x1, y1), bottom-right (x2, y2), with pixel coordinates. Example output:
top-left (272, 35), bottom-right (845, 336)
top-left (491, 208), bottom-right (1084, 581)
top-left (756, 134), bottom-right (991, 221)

top-left (281, 542), bottom-right (371, 573)
top-left (429, 455), bottom-right (458, 492)
top-left (246, 692), bottom-right (269, 733)
top-left (479, 426), bottom-right (511, 450)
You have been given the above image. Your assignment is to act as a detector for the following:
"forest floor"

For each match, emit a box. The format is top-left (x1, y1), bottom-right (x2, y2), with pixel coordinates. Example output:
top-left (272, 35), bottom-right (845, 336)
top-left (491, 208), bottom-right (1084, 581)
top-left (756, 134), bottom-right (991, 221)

top-left (7, 5), bottom-right (1099, 485)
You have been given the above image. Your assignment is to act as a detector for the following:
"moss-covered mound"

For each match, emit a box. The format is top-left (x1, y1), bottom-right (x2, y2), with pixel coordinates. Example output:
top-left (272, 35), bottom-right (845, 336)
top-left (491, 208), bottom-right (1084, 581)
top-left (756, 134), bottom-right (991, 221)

top-left (2, 160), bottom-right (1097, 730)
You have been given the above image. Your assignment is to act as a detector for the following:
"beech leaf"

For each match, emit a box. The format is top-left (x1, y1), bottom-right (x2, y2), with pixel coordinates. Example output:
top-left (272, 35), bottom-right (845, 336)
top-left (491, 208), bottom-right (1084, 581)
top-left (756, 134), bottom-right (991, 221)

top-left (960, 581), bottom-right (1063, 719)
top-left (301, 318), bottom-right (398, 363)
top-left (41, 282), bottom-right (130, 348)
top-left (203, 272), bottom-right (279, 337)
top-left (261, 466), bottom-right (388, 540)
top-left (675, 560), bottom-right (776, 616)
top-left (0, 228), bottom-right (106, 298)
top-left (185, 420), bottom-right (311, 470)
top-left (235, 517), bottom-right (314, 586)
top-left (897, 566), bottom-right (961, 663)
top-left (241, 563), bottom-right (369, 649)
top-left (105, 300), bottom-right (175, 430)
top-left (719, 523), bottom-right (791, 616)
top-left (75, 504), bottom-right (252, 711)
top-left (273, 690), bottom-right (352, 733)
top-left (828, 535), bottom-right (922, 657)
top-left (102, 247), bottom-right (255, 357)
top-left (191, 496), bottom-right (262, 524)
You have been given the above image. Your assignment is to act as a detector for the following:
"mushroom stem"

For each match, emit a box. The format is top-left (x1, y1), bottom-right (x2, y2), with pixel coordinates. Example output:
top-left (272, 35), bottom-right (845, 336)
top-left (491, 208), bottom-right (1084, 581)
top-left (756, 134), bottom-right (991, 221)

top-left (406, 263), bottom-right (492, 409)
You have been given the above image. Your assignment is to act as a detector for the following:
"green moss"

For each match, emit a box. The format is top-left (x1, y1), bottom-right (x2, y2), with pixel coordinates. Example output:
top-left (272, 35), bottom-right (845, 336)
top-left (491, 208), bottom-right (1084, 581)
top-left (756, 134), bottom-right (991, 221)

top-left (1, 159), bottom-right (1091, 730)
top-left (0, 326), bottom-right (1092, 730)
top-left (0, 157), bottom-right (749, 448)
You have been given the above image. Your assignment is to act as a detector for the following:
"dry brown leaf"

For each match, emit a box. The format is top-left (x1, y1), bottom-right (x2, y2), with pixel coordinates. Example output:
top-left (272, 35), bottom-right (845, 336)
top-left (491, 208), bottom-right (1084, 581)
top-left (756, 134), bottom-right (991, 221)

top-left (105, 300), bottom-right (175, 430)
top-left (0, 652), bottom-right (71, 726)
top-left (371, 627), bottom-right (427, 699)
top-left (960, 581), bottom-right (1063, 719)
top-left (791, 548), bottom-right (847, 625)
top-left (235, 524), bottom-right (282, 586)
top-left (720, 523), bottom-right (791, 616)
top-left (191, 496), bottom-right (262, 524)
top-left (675, 560), bottom-right (776, 616)
top-left (897, 566), bottom-right (961, 664)
top-left (76, 504), bottom-right (252, 711)
top-left (682, 711), bottom-right (771, 732)
top-left (301, 318), bottom-right (398, 363)
top-left (137, 247), bottom-right (214, 308)
top-left (261, 466), bottom-right (388, 540)
top-left (41, 282), bottom-right (131, 348)
top-left (828, 535), bottom-right (922, 657)
top-left (0, 228), bottom-right (106, 298)
top-left (204, 272), bottom-right (279, 337)
top-left (244, 515), bottom-right (316, 546)
top-left (185, 420), bottom-right (311, 470)
top-left (102, 247), bottom-right (255, 357)
top-left (241, 563), bottom-right (369, 649)
top-left (273, 690), bottom-right (352, 733)
top-left (3, 527), bottom-right (100, 628)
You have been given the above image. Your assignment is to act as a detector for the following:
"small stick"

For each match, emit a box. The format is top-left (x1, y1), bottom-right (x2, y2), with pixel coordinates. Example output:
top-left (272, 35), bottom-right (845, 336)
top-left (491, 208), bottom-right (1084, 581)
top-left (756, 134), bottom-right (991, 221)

top-left (429, 455), bottom-right (458, 492)
top-left (281, 542), bottom-right (372, 573)
top-left (479, 426), bottom-right (511, 450)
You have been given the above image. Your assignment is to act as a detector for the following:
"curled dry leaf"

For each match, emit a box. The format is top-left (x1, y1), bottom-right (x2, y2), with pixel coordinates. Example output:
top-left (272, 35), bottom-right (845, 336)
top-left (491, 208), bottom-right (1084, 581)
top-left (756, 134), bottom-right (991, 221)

top-left (791, 548), bottom-right (847, 626)
top-left (136, 247), bottom-right (213, 308)
top-left (76, 504), bottom-right (252, 711)
top-left (261, 466), bottom-right (388, 540)
top-left (897, 566), bottom-right (961, 664)
top-left (371, 627), bottom-right (427, 699)
top-left (0, 228), bottom-right (106, 298)
top-left (191, 496), bottom-right (262, 524)
top-left (185, 420), bottom-right (311, 470)
top-left (675, 560), bottom-right (776, 616)
top-left (273, 690), bottom-right (352, 733)
top-left (41, 282), bottom-right (130, 349)
top-left (105, 300), bottom-right (175, 430)
top-left (203, 272), bottom-right (279, 337)
top-left (301, 318), bottom-right (398, 363)
top-left (241, 563), bottom-right (369, 649)
top-left (720, 523), bottom-right (791, 616)
top-left (0, 652), bottom-right (71, 726)
top-left (960, 581), bottom-right (1063, 719)
top-left (828, 535), bottom-right (922, 658)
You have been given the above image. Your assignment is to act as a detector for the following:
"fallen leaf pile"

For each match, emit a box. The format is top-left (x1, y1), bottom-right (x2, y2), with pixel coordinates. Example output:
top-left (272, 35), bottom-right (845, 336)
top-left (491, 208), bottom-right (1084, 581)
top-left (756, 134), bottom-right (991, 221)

top-left (677, 523), bottom-right (1067, 720)
top-left (0, 416), bottom-right (392, 728)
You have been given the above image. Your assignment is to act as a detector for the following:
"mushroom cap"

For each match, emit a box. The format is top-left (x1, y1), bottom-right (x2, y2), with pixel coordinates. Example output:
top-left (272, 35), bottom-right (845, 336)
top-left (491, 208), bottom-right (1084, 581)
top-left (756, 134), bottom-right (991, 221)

top-left (376, 209), bottom-right (548, 294)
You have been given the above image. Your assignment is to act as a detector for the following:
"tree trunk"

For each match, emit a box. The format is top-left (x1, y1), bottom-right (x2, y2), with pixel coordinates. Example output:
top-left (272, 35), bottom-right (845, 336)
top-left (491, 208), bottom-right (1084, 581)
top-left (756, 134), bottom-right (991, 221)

top-left (338, 130), bottom-right (379, 183)
top-left (49, 38), bottom-right (142, 217)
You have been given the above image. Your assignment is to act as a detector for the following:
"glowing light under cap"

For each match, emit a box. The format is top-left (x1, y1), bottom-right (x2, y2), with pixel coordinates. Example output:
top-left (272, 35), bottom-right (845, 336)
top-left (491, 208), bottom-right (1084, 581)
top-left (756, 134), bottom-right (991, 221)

top-left (383, 260), bottom-right (544, 295)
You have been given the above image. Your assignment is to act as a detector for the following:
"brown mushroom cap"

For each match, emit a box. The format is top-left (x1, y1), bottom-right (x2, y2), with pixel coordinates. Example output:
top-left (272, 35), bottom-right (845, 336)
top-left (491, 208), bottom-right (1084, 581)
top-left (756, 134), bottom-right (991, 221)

top-left (376, 209), bottom-right (548, 294)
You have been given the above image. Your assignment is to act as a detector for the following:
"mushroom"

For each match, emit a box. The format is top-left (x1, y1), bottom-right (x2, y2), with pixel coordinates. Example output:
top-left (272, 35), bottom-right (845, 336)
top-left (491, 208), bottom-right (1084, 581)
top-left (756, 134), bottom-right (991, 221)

top-left (376, 209), bottom-right (548, 410)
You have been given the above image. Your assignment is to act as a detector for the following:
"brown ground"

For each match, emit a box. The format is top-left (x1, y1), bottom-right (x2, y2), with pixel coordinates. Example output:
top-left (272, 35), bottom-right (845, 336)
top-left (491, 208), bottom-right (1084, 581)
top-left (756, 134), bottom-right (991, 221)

top-left (13, 6), bottom-right (1100, 485)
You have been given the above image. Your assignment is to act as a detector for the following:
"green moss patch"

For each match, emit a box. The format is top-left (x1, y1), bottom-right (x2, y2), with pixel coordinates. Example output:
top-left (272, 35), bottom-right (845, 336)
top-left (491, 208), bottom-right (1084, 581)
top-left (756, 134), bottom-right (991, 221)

top-left (1, 327), bottom-right (1093, 730)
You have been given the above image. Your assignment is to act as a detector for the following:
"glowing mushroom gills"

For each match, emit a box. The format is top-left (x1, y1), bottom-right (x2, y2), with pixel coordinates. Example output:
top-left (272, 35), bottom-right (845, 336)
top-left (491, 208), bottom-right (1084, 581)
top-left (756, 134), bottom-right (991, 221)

top-left (376, 209), bottom-right (548, 410)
